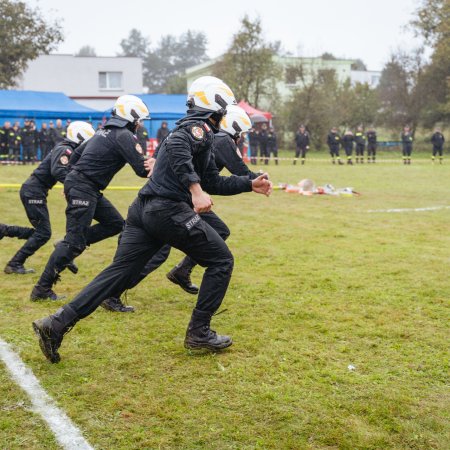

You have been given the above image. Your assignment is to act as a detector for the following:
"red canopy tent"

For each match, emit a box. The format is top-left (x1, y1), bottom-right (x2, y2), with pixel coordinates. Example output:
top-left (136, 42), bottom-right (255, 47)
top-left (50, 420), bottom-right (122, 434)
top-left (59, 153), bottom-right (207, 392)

top-left (237, 101), bottom-right (273, 120)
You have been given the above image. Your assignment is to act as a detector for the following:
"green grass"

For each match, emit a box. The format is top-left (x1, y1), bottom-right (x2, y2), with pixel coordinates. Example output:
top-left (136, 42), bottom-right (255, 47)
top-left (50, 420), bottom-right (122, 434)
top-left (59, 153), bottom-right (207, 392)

top-left (0, 158), bottom-right (449, 449)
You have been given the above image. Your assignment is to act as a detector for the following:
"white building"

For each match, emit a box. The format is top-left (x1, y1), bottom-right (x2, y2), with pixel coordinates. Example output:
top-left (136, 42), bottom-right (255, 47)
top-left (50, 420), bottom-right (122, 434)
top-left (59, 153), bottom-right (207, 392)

top-left (350, 70), bottom-right (381, 88)
top-left (17, 54), bottom-right (143, 110)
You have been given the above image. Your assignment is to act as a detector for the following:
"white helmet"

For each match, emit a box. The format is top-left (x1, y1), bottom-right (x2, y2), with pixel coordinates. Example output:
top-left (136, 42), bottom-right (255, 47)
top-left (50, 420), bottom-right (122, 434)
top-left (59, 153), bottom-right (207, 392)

top-left (220, 105), bottom-right (252, 138)
top-left (187, 76), bottom-right (237, 113)
top-left (113, 95), bottom-right (150, 122)
top-left (66, 121), bottom-right (95, 144)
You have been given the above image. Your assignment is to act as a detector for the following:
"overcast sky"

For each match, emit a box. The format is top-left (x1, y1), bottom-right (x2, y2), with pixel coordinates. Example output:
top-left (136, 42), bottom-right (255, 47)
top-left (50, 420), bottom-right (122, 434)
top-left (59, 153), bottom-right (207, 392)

top-left (29, 0), bottom-right (422, 71)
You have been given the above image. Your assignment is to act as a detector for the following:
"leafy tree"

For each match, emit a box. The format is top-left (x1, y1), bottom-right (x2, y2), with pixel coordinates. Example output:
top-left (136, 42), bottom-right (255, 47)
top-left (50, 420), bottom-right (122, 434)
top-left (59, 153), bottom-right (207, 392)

top-left (213, 16), bottom-right (281, 108)
top-left (76, 46), bottom-right (97, 57)
top-left (119, 29), bottom-right (149, 59)
top-left (411, 0), bottom-right (450, 125)
top-left (119, 29), bottom-right (208, 93)
top-left (377, 49), bottom-right (427, 132)
top-left (281, 64), bottom-right (381, 149)
top-left (0, 0), bottom-right (63, 88)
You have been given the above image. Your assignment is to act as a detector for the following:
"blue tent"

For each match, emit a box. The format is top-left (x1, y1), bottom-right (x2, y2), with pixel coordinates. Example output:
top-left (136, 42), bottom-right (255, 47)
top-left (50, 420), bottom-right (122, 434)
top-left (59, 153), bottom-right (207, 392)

top-left (0, 90), bottom-right (105, 125)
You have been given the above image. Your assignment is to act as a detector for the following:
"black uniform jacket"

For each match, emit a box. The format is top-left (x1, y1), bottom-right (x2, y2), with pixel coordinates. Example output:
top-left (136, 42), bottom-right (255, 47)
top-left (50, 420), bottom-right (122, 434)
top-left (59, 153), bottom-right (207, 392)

top-left (327, 132), bottom-right (341, 148)
top-left (22, 140), bottom-right (77, 194)
top-left (431, 132), bottom-right (445, 148)
top-left (214, 132), bottom-right (259, 180)
top-left (366, 131), bottom-right (377, 144)
top-left (295, 131), bottom-right (310, 148)
top-left (140, 117), bottom-right (252, 206)
top-left (355, 132), bottom-right (366, 145)
top-left (69, 117), bottom-right (148, 190)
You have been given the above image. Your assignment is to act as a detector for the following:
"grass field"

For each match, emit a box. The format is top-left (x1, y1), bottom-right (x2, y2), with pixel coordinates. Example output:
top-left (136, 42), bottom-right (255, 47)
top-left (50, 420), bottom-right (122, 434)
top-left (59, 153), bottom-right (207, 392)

top-left (0, 155), bottom-right (449, 449)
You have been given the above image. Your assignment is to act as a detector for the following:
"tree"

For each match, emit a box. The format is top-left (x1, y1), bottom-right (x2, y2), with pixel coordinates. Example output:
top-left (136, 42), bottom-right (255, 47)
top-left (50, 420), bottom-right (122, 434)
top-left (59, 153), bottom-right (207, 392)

top-left (281, 63), bottom-right (381, 149)
top-left (76, 46), bottom-right (96, 57)
top-left (119, 29), bottom-right (149, 59)
top-left (411, 0), bottom-right (450, 125)
top-left (281, 67), bottom-right (340, 149)
top-left (0, 0), bottom-right (63, 88)
top-left (119, 29), bottom-right (208, 93)
top-left (213, 16), bottom-right (281, 108)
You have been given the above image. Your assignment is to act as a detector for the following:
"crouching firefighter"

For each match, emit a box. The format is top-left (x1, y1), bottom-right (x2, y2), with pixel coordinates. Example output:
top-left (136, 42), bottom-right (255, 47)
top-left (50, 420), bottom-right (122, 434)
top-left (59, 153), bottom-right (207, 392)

top-left (32, 76), bottom-right (272, 362)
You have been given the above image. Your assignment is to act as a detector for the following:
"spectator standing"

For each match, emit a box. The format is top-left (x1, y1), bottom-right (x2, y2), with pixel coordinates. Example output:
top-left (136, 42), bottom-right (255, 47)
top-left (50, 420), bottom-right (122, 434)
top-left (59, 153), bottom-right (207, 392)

top-left (267, 127), bottom-right (278, 165)
top-left (342, 130), bottom-right (354, 165)
top-left (259, 123), bottom-right (269, 165)
top-left (327, 127), bottom-right (343, 165)
top-left (156, 121), bottom-right (170, 144)
top-left (51, 119), bottom-right (67, 144)
top-left (248, 128), bottom-right (259, 165)
top-left (401, 126), bottom-right (414, 165)
top-left (294, 124), bottom-right (310, 165)
top-left (431, 128), bottom-right (445, 164)
top-left (38, 123), bottom-right (53, 160)
top-left (9, 123), bottom-right (22, 163)
top-left (366, 127), bottom-right (377, 163)
top-left (0, 121), bottom-right (11, 163)
top-left (354, 126), bottom-right (366, 164)
top-left (21, 119), bottom-right (38, 164)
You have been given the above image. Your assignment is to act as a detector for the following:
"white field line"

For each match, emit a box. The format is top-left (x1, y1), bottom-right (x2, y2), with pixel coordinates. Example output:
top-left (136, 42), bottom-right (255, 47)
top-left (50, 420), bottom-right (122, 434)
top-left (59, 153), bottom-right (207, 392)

top-left (0, 338), bottom-right (93, 450)
top-left (368, 205), bottom-right (450, 213)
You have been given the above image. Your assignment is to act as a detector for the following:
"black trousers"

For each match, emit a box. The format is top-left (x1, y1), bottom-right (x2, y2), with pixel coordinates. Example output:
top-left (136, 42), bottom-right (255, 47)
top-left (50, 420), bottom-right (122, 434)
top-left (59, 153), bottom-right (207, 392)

top-left (344, 146), bottom-right (353, 157)
top-left (117, 210), bottom-right (230, 293)
top-left (7, 185), bottom-right (51, 265)
top-left (40, 144), bottom-right (53, 161)
top-left (8, 146), bottom-right (21, 161)
top-left (356, 144), bottom-right (365, 156)
top-left (295, 146), bottom-right (307, 159)
top-left (432, 147), bottom-right (443, 157)
top-left (329, 146), bottom-right (340, 157)
top-left (250, 143), bottom-right (258, 165)
top-left (367, 144), bottom-right (377, 158)
top-left (267, 145), bottom-right (278, 163)
top-left (36, 175), bottom-right (124, 289)
top-left (259, 143), bottom-right (269, 161)
top-left (66, 196), bottom-right (234, 320)
top-left (22, 145), bottom-right (35, 162)
top-left (402, 145), bottom-right (413, 157)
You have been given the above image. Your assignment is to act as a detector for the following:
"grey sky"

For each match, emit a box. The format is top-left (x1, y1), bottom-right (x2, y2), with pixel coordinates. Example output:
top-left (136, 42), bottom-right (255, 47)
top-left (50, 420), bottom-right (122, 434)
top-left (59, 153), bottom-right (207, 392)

top-left (29, 0), bottom-right (422, 70)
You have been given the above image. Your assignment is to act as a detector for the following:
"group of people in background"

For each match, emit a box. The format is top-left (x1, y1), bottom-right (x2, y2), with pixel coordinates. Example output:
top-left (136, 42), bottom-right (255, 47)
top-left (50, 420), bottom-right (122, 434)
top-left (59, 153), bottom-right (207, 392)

top-left (0, 119), bottom-right (72, 164)
top-left (322, 125), bottom-right (443, 165)
top-left (248, 123), bottom-right (278, 165)
top-left (325, 126), bottom-right (379, 165)
top-left (0, 119), bottom-right (172, 165)
top-left (2, 118), bottom-right (446, 167)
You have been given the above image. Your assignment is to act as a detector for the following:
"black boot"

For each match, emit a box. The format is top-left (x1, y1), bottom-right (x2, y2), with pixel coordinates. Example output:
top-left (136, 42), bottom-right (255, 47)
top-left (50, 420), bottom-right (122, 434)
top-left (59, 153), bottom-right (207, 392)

top-left (101, 297), bottom-right (135, 313)
top-left (167, 257), bottom-right (199, 294)
top-left (30, 284), bottom-right (66, 301)
top-left (32, 306), bottom-right (78, 363)
top-left (4, 262), bottom-right (35, 274)
top-left (184, 309), bottom-right (232, 351)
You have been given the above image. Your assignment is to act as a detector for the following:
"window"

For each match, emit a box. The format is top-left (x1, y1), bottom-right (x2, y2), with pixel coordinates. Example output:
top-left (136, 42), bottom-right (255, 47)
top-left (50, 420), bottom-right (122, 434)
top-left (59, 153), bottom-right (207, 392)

top-left (99, 72), bottom-right (123, 90)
